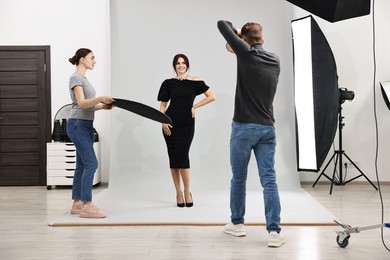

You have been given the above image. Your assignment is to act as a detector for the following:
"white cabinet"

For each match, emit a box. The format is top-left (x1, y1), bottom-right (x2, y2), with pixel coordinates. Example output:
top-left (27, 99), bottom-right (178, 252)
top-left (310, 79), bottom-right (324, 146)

top-left (46, 142), bottom-right (101, 190)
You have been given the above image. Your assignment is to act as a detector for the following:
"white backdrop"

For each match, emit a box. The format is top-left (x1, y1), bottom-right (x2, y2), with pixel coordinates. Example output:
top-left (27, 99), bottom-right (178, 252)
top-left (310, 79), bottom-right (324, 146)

top-left (109, 0), bottom-right (298, 193)
top-left (51, 0), bottom-right (341, 225)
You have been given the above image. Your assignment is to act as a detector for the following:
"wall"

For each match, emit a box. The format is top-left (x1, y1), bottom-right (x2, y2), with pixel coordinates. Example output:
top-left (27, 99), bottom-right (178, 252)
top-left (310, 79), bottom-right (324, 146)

top-left (1, 0), bottom-right (390, 185)
top-left (0, 0), bottom-right (112, 182)
top-left (293, 0), bottom-right (390, 184)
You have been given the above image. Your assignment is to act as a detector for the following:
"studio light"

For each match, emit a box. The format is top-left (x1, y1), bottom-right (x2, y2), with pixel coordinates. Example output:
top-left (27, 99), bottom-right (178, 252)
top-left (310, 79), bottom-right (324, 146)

top-left (339, 88), bottom-right (355, 103)
top-left (292, 16), bottom-right (377, 194)
top-left (291, 15), bottom-right (339, 172)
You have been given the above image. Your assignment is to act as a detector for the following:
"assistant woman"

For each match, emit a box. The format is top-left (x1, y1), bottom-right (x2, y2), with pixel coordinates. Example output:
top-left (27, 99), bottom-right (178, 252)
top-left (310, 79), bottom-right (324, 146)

top-left (67, 48), bottom-right (113, 218)
top-left (158, 53), bottom-right (215, 208)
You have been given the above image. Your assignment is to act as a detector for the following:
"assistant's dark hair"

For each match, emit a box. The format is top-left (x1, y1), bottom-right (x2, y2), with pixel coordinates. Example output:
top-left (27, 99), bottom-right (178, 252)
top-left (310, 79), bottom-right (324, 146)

top-left (172, 53), bottom-right (190, 72)
top-left (69, 48), bottom-right (92, 65)
top-left (241, 22), bottom-right (263, 46)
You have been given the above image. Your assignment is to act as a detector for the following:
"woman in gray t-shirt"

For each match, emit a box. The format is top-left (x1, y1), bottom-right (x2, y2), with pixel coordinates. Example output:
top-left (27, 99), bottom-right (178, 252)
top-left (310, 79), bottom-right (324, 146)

top-left (66, 48), bottom-right (113, 219)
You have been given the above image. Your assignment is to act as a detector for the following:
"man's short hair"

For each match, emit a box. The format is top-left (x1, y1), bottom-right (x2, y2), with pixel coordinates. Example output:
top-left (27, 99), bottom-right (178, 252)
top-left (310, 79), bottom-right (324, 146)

top-left (241, 22), bottom-right (263, 46)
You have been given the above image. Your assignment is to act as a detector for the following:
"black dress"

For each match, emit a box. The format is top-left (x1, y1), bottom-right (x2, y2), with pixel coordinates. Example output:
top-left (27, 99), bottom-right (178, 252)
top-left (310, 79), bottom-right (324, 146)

top-left (157, 79), bottom-right (209, 168)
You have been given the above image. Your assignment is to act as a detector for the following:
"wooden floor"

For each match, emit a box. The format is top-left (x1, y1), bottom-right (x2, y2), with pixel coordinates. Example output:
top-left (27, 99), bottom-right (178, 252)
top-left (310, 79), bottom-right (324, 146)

top-left (1, 183), bottom-right (390, 259)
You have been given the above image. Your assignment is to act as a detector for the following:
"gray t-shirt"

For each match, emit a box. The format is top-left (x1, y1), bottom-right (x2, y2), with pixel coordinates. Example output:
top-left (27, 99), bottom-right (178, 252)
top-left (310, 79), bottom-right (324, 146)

top-left (68, 73), bottom-right (96, 120)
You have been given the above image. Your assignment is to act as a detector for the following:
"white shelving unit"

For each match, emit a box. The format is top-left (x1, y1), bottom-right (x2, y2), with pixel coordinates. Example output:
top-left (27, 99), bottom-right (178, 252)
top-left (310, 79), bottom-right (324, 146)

top-left (46, 142), bottom-right (101, 190)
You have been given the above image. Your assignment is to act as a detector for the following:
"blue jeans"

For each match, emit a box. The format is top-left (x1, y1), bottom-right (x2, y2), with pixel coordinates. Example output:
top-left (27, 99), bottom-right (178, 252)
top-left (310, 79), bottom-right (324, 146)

top-left (66, 118), bottom-right (98, 203)
top-left (230, 121), bottom-right (281, 233)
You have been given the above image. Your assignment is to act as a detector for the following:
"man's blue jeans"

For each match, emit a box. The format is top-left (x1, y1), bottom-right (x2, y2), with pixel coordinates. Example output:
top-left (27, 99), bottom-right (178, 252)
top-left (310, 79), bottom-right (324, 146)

top-left (66, 118), bottom-right (98, 203)
top-left (230, 121), bottom-right (281, 232)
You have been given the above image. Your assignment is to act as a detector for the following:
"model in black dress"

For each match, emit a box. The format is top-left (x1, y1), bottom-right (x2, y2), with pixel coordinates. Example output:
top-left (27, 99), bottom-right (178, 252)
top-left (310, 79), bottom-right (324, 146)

top-left (158, 54), bottom-right (215, 207)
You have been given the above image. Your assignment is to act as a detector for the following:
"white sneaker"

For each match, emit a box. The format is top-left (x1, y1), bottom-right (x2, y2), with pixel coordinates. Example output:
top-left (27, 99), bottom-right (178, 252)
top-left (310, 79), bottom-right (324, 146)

top-left (224, 222), bottom-right (246, 237)
top-left (268, 231), bottom-right (285, 247)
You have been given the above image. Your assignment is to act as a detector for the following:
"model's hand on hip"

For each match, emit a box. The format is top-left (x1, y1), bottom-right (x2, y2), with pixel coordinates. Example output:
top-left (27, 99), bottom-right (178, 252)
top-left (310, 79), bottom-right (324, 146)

top-left (162, 124), bottom-right (172, 136)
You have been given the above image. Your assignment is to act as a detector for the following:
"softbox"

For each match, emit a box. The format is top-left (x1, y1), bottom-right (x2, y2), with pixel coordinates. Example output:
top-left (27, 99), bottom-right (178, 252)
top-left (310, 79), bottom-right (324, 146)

top-left (286, 0), bottom-right (371, 23)
top-left (292, 15), bottom-right (339, 172)
top-left (380, 82), bottom-right (390, 110)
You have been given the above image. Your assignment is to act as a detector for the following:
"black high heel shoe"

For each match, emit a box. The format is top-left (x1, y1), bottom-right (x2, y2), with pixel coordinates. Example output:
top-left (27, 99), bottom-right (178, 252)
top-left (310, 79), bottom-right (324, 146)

top-left (185, 193), bottom-right (193, 208)
top-left (177, 194), bottom-right (185, 208)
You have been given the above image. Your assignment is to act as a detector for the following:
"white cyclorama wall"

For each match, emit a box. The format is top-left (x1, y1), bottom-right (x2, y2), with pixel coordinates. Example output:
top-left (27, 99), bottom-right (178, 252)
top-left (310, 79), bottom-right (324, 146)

top-left (0, 0), bottom-right (112, 182)
top-left (293, 0), bottom-right (390, 183)
top-left (109, 0), bottom-right (299, 191)
top-left (2, 0), bottom-right (389, 186)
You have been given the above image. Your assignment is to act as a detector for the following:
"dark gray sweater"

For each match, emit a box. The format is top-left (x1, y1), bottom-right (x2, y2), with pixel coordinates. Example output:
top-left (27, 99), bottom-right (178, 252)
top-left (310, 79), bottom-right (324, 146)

top-left (217, 20), bottom-right (280, 126)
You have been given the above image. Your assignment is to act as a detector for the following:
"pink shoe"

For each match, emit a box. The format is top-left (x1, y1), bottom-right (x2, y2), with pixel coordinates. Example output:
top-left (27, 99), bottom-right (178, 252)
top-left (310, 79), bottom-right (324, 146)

top-left (70, 201), bottom-right (83, 214)
top-left (79, 204), bottom-right (107, 218)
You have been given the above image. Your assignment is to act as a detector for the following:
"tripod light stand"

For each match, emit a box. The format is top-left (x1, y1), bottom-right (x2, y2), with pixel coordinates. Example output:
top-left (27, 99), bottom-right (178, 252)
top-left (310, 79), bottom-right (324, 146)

top-left (312, 90), bottom-right (378, 194)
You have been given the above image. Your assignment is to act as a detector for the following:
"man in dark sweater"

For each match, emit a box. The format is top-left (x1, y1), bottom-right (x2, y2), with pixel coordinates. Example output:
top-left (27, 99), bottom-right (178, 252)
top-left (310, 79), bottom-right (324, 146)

top-left (217, 20), bottom-right (285, 248)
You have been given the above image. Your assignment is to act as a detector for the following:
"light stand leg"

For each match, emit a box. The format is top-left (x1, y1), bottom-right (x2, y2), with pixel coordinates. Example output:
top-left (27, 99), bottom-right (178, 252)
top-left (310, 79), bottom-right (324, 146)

top-left (329, 151), bottom-right (341, 194)
top-left (334, 220), bottom-right (390, 248)
top-left (341, 152), bottom-right (378, 190)
top-left (312, 102), bottom-right (378, 193)
top-left (312, 152), bottom-right (337, 188)
top-left (313, 151), bottom-right (342, 194)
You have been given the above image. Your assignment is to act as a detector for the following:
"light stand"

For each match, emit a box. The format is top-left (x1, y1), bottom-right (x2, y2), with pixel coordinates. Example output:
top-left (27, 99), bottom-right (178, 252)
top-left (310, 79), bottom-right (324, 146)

top-left (312, 99), bottom-right (378, 194)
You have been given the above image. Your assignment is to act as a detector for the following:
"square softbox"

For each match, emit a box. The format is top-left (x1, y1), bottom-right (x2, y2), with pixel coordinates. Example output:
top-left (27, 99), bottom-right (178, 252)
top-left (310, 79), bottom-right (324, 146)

top-left (286, 0), bottom-right (371, 22)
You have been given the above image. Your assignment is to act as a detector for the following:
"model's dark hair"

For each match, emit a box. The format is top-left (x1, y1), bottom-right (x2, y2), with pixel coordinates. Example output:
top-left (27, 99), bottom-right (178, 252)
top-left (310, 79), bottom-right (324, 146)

top-left (69, 48), bottom-right (92, 65)
top-left (172, 53), bottom-right (190, 73)
top-left (241, 22), bottom-right (263, 46)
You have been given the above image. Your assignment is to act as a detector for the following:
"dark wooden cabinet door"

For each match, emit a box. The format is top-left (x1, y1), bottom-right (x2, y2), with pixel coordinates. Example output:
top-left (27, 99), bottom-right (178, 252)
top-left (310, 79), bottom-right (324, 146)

top-left (0, 46), bottom-right (51, 186)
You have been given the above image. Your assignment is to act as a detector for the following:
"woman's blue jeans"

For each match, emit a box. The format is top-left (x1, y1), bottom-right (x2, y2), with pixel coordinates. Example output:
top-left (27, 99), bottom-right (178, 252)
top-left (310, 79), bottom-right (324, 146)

top-left (66, 118), bottom-right (98, 203)
top-left (230, 121), bottom-right (281, 233)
